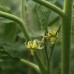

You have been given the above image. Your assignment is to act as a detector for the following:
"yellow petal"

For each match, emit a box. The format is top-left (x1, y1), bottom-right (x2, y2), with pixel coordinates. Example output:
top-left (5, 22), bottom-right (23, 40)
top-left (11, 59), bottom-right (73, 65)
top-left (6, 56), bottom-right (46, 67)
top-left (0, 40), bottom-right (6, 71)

top-left (50, 37), bottom-right (57, 44)
top-left (51, 31), bottom-right (56, 35)
top-left (48, 32), bottom-right (51, 37)
top-left (32, 40), bottom-right (37, 48)
top-left (26, 42), bottom-right (30, 48)
top-left (25, 41), bottom-right (32, 48)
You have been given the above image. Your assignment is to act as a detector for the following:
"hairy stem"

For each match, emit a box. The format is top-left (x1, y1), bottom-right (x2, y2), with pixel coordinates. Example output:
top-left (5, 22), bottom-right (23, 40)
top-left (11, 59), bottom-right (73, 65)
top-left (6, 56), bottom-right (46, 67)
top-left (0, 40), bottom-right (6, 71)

top-left (33, 0), bottom-right (64, 17)
top-left (0, 11), bottom-right (30, 41)
top-left (20, 59), bottom-right (40, 73)
top-left (61, 0), bottom-right (73, 74)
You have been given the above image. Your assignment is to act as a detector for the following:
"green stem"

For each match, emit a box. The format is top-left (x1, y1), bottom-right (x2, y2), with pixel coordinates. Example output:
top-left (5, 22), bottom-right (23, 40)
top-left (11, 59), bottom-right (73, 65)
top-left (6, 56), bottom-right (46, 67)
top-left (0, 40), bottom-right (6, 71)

top-left (34, 52), bottom-right (46, 74)
top-left (61, 0), bottom-right (73, 74)
top-left (33, 0), bottom-right (64, 17)
top-left (44, 30), bottom-right (50, 74)
top-left (0, 11), bottom-right (30, 41)
top-left (21, 0), bottom-right (25, 20)
top-left (48, 44), bottom-right (55, 74)
top-left (20, 59), bottom-right (40, 73)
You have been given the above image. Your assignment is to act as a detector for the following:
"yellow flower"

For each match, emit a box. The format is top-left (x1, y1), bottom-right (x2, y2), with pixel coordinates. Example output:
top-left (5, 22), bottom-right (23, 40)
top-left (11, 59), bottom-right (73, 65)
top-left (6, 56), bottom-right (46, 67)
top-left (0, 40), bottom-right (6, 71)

top-left (47, 30), bottom-right (58, 44)
top-left (25, 40), bottom-right (43, 55)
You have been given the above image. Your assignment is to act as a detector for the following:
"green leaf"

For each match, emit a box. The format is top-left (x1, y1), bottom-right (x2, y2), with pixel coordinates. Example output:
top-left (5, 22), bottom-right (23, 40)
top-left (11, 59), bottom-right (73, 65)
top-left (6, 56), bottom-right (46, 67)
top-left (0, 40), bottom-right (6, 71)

top-left (36, 4), bottom-right (51, 30)
top-left (3, 22), bottom-right (18, 43)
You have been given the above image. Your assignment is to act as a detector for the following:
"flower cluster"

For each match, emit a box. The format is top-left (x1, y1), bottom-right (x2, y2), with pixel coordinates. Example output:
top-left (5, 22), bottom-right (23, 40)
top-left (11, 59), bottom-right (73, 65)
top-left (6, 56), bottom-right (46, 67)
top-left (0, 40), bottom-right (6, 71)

top-left (25, 30), bottom-right (58, 55)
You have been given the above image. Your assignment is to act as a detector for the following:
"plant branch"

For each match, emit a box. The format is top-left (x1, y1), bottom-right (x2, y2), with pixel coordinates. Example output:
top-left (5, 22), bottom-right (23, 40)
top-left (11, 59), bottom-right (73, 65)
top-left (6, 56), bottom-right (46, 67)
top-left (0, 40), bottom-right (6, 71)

top-left (20, 59), bottom-right (40, 73)
top-left (0, 11), bottom-right (30, 41)
top-left (33, 0), bottom-right (64, 17)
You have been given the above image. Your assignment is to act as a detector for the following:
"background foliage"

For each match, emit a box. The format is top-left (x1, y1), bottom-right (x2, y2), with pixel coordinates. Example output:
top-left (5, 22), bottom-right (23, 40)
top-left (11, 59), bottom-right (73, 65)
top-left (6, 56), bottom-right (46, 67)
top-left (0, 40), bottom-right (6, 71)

top-left (0, 0), bottom-right (74, 74)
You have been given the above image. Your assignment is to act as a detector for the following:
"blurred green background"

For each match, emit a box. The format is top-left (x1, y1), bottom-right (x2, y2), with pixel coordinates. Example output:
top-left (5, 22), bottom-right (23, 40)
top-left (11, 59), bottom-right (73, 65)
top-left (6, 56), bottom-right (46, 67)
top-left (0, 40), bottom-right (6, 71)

top-left (0, 0), bottom-right (74, 74)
